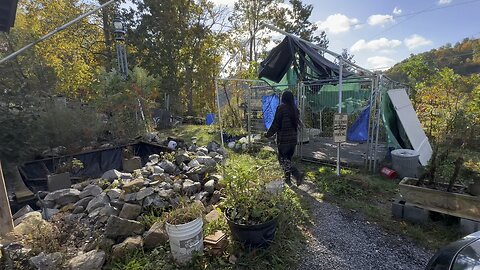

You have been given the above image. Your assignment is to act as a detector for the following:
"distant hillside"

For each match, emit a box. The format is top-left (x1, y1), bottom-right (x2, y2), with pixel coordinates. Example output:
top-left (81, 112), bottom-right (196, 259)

top-left (387, 37), bottom-right (480, 82)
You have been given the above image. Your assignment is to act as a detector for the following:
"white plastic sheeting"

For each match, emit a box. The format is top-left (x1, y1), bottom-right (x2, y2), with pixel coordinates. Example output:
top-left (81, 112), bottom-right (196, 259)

top-left (387, 89), bottom-right (432, 166)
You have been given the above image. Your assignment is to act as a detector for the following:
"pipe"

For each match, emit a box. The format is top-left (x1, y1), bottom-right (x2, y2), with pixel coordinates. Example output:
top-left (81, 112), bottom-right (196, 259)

top-left (336, 57), bottom-right (343, 176)
top-left (0, 0), bottom-right (117, 65)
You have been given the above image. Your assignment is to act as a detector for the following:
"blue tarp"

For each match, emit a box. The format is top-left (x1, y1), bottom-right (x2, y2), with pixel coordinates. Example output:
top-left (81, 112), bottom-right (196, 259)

top-left (206, 113), bottom-right (215, 125)
top-left (262, 95), bottom-right (280, 129)
top-left (347, 105), bottom-right (370, 142)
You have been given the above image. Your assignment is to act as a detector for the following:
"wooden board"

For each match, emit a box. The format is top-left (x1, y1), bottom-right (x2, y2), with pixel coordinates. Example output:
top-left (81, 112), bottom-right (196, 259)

top-left (0, 162), bottom-right (14, 236)
top-left (399, 177), bottom-right (480, 222)
top-left (387, 89), bottom-right (432, 166)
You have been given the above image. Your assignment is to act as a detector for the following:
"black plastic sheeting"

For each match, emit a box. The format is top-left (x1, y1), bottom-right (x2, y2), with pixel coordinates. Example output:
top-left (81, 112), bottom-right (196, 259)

top-left (19, 141), bottom-right (169, 192)
top-left (259, 36), bottom-right (352, 82)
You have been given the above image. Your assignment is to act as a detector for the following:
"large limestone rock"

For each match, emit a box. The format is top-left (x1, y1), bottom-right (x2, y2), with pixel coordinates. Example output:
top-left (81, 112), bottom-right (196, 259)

top-left (101, 169), bottom-right (122, 181)
top-left (159, 160), bottom-right (176, 174)
top-left (182, 179), bottom-right (201, 195)
top-left (79, 185), bottom-right (102, 199)
top-left (149, 154), bottom-right (160, 164)
top-left (123, 178), bottom-right (145, 193)
top-left (12, 205), bottom-right (33, 220)
top-left (104, 216), bottom-right (145, 238)
top-left (13, 211), bottom-right (41, 226)
top-left (119, 203), bottom-right (142, 220)
top-left (143, 194), bottom-right (168, 209)
top-left (204, 180), bottom-right (215, 194)
top-left (29, 252), bottom-right (63, 270)
top-left (136, 187), bottom-right (154, 201)
top-left (44, 188), bottom-right (80, 207)
top-left (73, 196), bottom-right (94, 209)
top-left (195, 156), bottom-right (217, 167)
top-left (143, 221), bottom-right (168, 249)
top-left (86, 193), bottom-right (110, 213)
top-left (8, 213), bottom-right (53, 242)
top-left (68, 250), bottom-right (105, 270)
top-left (111, 236), bottom-right (143, 259)
top-left (207, 141), bottom-right (221, 153)
top-left (106, 188), bottom-right (122, 200)
top-left (175, 152), bottom-right (191, 165)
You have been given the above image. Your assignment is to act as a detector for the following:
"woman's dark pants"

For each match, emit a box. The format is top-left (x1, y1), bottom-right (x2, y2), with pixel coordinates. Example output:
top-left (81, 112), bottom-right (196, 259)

top-left (277, 143), bottom-right (301, 183)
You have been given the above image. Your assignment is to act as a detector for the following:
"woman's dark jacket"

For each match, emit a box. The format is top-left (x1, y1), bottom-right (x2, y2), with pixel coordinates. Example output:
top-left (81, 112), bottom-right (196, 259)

top-left (265, 103), bottom-right (299, 145)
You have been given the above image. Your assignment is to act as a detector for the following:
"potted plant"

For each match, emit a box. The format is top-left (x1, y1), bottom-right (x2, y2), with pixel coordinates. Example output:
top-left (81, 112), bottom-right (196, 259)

top-left (47, 158), bottom-right (84, 191)
top-left (222, 155), bottom-right (281, 248)
top-left (164, 201), bottom-right (204, 264)
top-left (399, 146), bottom-right (480, 221)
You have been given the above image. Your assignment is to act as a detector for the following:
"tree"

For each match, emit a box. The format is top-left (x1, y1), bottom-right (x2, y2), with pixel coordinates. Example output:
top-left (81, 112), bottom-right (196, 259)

top-left (230, 0), bottom-right (279, 67)
top-left (273, 0), bottom-right (328, 48)
top-left (125, 0), bottom-right (226, 115)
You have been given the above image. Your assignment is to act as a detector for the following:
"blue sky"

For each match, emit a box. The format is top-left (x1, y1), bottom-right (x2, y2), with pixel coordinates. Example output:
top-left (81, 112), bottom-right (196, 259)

top-left (210, 0), bottom-right (480, 70)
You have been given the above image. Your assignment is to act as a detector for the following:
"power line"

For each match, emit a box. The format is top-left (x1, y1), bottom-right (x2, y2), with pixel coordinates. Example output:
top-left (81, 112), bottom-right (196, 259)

top-left (368, 0), bottom-right (480, 40)
top-left (394, 0), bottom-right (480, 18)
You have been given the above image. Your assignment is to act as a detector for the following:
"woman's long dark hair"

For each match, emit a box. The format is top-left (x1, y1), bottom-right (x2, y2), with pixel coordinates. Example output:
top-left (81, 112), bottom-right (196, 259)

top-left (281, 91), bottom-right (299, 130)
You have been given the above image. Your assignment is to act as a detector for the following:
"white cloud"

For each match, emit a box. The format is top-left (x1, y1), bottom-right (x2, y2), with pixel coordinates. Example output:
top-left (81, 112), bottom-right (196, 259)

top-left (210, 0), bottom-right (236, 7)
top-left (316, 14), bottom-right (359, 34)
top-left (438, 0), bottom-right (452, 5)
top-left (393, 7), bottom-right (402, 15)
top-left (367, 14), bottom-right (394, 26)
top-left (351, 38), bottom-right (402, 52)
top-left (367, 56), bottom-right (397, 70)
top-left (404, 34), bottom-right (433, 50)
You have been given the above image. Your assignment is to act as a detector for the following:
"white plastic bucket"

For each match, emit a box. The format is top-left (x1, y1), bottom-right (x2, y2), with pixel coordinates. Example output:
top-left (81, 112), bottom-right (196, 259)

top-left (166, 217), bottom-right (204, 264)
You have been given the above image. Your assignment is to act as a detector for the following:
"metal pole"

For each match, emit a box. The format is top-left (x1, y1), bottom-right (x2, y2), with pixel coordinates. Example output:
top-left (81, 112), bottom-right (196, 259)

top-left (215, 80), bottom-right (224, 148)
top-left (297, 82), bottom-right (303, 158)
top-left (373, 75), bottom-right (384, 172)
top-left (336, 57), bottom-right (343, 176)
top-left (0, 0), bottom-right (117, 65)
top-left (365, 78), bottom-right (375, 170)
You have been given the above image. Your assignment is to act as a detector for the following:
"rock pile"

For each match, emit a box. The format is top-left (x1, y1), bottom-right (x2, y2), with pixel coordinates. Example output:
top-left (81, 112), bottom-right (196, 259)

top-left (4, 141), bottom-right (227, 270)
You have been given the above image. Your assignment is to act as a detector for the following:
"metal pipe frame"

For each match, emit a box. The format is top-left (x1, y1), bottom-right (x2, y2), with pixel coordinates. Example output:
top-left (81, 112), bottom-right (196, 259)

top-left (0, 0), bottom-right (117, 65)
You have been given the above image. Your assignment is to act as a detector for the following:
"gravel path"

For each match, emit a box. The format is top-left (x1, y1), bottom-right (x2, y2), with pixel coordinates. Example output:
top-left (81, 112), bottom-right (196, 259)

top-left (295, 182), bottom-right (433, 270)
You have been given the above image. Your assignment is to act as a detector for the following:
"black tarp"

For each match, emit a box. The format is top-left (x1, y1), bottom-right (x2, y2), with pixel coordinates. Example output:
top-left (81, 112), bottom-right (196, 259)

top-left (19, 141), bottom-right (169, 193)
top-left (259, 36), bottom-right (352, 83)
top-left (0, 0), bottom-right (19, 32)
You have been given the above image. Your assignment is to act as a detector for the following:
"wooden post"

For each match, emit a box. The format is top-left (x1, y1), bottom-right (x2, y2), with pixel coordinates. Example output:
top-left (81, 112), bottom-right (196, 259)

top-left (0, 161), bottom-right (14, 236)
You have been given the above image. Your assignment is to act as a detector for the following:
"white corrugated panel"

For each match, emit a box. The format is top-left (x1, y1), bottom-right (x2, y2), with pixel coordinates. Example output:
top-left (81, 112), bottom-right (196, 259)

top-left (387, 89), bottom-right (432, 166)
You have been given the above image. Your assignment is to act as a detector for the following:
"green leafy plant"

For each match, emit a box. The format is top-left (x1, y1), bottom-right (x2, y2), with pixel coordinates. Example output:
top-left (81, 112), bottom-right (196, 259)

top-left (222, 154), bottom-right (280, 225)
top-left (164, 201), bottom-right (204, 225)
top-left (54, 158), bottom-right (84, 174)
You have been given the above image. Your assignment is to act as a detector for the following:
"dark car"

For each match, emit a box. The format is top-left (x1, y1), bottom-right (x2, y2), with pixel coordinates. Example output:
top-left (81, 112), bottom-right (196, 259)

top-left (426, 231), bottom-right (480, 270)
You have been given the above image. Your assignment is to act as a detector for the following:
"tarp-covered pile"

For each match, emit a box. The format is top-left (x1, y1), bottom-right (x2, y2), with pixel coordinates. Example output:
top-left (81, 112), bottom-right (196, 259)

top-left (259, 36), bottom-right (352, 83)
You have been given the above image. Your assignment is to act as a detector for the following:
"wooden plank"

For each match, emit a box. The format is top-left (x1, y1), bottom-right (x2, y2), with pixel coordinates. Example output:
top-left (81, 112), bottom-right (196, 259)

top-left (0, 161), bottom-right (14, 236)
top-left (399, 178), bottom-right (480, 222)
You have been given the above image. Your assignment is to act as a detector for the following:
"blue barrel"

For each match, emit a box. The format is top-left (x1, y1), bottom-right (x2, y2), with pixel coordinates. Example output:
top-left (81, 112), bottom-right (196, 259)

top-left (206, 113), bottom-right (215, 125)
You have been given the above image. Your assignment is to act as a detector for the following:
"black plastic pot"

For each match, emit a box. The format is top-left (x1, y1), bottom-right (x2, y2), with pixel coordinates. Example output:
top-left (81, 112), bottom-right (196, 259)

top-left (225, 210), bottom-right (278, 248)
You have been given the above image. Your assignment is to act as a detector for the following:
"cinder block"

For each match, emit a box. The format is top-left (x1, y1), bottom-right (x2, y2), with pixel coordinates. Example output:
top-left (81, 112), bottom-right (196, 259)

top-left (122, 156), bottom-right (142, 173)
top-left (403, 204), bottom-right (430, 224)
top-left (460, 218), bottom-right (480, 234)
top-left (391, 200), bottom-right (405, 219)
top-left (47, 172), bottom-right (71, 191)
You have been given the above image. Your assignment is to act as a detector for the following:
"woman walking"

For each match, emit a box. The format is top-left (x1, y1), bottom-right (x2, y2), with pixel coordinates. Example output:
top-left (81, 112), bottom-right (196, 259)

top-left (265, 91), bottom-right (304, 185)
